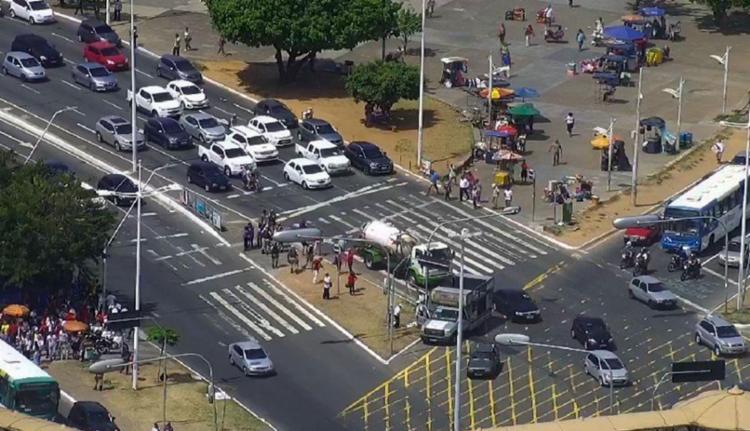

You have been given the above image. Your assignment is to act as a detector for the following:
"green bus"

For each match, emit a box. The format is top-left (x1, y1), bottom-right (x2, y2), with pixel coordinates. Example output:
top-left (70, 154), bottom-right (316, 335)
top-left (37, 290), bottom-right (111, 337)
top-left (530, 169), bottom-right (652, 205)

top-left (0, 339), bottom-right (59, 420)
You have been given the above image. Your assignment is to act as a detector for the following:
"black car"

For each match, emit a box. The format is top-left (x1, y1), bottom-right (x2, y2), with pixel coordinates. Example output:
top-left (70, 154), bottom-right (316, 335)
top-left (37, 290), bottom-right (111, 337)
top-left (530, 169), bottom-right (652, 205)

top-left (156, 55), bottom-right (203, 83)
top-left (467, 343), bottom-right (502, 379)
top-left (66, 401), bottom-right (119, 431)
top-left (571, 315), bottom-right (614, 350)
top-left (10, 34), bottom-right (63, 67)
top-left (187, 161), bottom-right (230, 192)
top-left (493, 288), bottom-right (541, 322)
top-left (297, 118), bottom-right (343, 147)
top-left (255, 99), bottom-right (298, 129)
top-left (77, 19), bottom-right (121, 46)
top-left (344, 141), bottom-right (393, 175)
top-left (96, 173), bottom-right (138, 206)
top-left (144, 117), bottom-right (192, 150)
top-left (43, 159), bottom-right (71, 176)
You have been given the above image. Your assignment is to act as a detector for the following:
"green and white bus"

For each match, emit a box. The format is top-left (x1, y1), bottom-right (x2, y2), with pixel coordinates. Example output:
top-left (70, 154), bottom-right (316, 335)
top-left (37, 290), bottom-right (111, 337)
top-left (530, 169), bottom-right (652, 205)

top-left (0, 338), bottom-right (59, 420)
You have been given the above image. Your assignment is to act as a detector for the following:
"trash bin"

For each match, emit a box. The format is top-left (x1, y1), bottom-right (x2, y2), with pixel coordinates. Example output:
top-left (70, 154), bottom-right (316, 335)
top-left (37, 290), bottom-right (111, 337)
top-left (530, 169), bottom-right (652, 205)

top-left (679, 132), bottom-right (693, 148)
top-left (562, 202), bottom-right (573, 224)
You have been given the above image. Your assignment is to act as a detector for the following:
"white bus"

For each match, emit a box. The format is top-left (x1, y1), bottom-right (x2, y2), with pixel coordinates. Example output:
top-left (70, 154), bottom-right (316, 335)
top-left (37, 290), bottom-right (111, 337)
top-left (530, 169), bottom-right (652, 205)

top-left (662, 164), bottom-right (750, 253)
top-left (0, 338), bottom-right (59, 420)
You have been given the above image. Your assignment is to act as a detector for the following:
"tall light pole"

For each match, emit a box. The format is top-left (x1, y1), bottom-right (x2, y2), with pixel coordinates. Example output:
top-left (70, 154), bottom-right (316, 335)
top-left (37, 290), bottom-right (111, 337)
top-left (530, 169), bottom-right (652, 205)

top-left (607, 117), bottom-right (616, 191)
top-left (24, 106), bottom-right (77, 164)
top-left (130, 0), bottom-right (137, 173)
top-left (662, 77), bottom-right (684, 152)
top-left (487, 54), bottom-right (493, 120)
top-left (710, 47), bottom-right (731, 114)
top-left (452, 228), bottom-right (477, 431)
top-left (631, 68), bottom-right (643, 206)
top-left (101, 198), bottom-right (139, 308)
top-left (416, 0), bottom-right (426, 169)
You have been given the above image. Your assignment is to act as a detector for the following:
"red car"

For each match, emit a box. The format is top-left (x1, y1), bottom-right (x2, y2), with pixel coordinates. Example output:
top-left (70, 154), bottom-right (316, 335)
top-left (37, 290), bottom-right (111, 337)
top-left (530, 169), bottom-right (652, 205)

top-left (83, 41), bottom-right (128, 71)
top-left (624, 225), bottom-right (661, 245)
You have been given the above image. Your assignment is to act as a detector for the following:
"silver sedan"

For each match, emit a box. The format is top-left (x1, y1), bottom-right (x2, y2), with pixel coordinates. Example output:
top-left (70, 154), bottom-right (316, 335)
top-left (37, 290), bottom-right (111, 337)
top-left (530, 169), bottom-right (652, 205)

top-left (1, 51), bottom-right (45, 82)
top-left (179, 112), bottom-right (226, 143)
top-left (95, 115), bottom-right (145, 152)
top-left (71, 62), bottom-right (118, 92)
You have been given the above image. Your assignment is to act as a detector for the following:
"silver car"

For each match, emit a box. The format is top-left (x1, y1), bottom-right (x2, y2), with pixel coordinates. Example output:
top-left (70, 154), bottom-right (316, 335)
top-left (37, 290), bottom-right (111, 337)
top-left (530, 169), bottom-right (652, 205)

top-left (1, 51), bottom-right (45, 82)
top-left (695, 315), bottom-right (746, 356)
top-left (95, 115), bottom-right (145, 152)
top-left (71, 62), bottom-right (118, 92)
top-left (718, 235), bottom-right (750, 268)
top-left (584, 350), bottom-right (629, 386)
top-left (180, 112), bottom-right (226, 143)
top-left (228, 340), bottom-right (274, 376)
top-left (628, 275), bottom-right (678, 309)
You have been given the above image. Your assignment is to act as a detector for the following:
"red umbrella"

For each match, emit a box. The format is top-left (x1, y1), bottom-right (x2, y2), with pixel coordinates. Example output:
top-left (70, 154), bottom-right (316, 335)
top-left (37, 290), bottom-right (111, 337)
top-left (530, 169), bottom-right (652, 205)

top-left (495, 124), bottom-right (518, 136)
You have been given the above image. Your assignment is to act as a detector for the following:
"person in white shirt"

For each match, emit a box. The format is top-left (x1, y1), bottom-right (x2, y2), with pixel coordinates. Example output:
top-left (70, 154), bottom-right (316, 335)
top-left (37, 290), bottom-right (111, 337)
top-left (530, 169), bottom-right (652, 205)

top-left (565, 112), bottom-right (575, 137)
top-left (504, 187), bottom-right (513, 208)
top-left (712, 139), bottom-right (725, 164)
top-left (459, 176), bottom-right (470, 202)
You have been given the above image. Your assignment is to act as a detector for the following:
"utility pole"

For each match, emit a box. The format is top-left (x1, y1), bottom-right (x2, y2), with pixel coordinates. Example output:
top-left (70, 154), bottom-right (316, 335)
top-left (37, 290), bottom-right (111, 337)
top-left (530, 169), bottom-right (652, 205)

top-left (130, 0), bottom-right (137, 173)
top-left (132, 160), bottom-right (142, 390)
top-left (607, 117), bottom-right (616, 191)
top-left (487, 55), bottom-right (493, 120)
top-left (631, 68), bottom-right (643, 206)
top-left (416, 0), bottom-right (427, 168)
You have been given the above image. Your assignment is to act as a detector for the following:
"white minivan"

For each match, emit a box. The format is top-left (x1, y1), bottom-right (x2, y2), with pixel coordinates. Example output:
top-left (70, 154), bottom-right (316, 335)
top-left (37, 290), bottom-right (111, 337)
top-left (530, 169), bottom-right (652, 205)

top-left (9, 0), bottom-right (55, 24)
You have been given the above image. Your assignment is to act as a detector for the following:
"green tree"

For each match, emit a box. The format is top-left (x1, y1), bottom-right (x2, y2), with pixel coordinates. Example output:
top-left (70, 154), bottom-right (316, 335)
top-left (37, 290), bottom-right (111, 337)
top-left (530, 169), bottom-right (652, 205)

top-left (689, 0), bottom-right (750, 23)
top-left (396, 7), bottom-right (421, 55)
top-left (345, 60), bottom-right (419, 119)
top-left (0, 153), bottom-right (115, 290)
top-left (203, 0), bottom-right (401, 82)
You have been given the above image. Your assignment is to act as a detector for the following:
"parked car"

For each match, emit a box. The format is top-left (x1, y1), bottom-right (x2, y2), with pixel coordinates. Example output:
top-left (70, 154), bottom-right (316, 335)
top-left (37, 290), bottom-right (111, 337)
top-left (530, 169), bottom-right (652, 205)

top-left (492, 288), bottom-right (541, 322)
top-left (127, 85), bottom-right (182, 118)
top-left (228, 339), bottom-right (275, 376)
top-left (10, 34), bottom-right (63, 67)
top-left (143, 117), bottom-right (191, 149)
top-left (247, 115), bottom-right (293, 147)
top-left (297, 118), bottom-right (343, 147)
top-left (344, 141), bottom-right (393, 175)
top-left (156, 55), bottom-right (202, 83)
top-left (96, 173), bottom-right (137, 206)
top-left (584, 350), bottom-right (629, 387)
top-left (571, 315), bottom-right (613, 350)
top-left (95, 115), bottom-right (145, 152)
top-left (166, 79), bottom-right (208, 109)
top-left (295, 139), bottom-right (350, 174)
top-left (254, 98), bottom-right (297, 129)
top-left (227, 126), bottom-right (278, 162)
top-left (180, 112), bottom-right (226, 143)
top-left (9, 0), bottom-right (55, 24)
top-left (695, 314), bottom-right (746, 356)
top-left (628, 275), bottom-right (678, 309)
top-left (71, 62), bottom-right (118, 91)
top-left (198, 140), bottom-right (256, 177)
top-left (732, 151), bottom-right (747, 165)
top-left (77, 19), bottom-right (121, 46)
top-left (1, 51), bottom-right (45, 82)
top-left (466, 342), bottom-right (502, 380)
top-left (187, 161), bottom-right (230, 192)
top-left (83, 41), bottom-right (127, 71)
top-left (283, 158), bottom-right (332, 190)
top-left (718, 235), bottom-right (750, 268)
top-left (66, 401), bottom-right (119, 431)
top-left (623, 225), bottom-right (660, 245)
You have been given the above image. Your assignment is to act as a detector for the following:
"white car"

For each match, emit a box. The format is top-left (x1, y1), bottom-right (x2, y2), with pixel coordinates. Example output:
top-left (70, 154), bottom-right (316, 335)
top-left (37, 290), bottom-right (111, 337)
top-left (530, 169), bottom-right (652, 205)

top-left (226, 126), bottom-right (279, 162)
top-left (248, 115), bottom-right (293, 147)
top-left (198, 140), bottom-right (256, 177)
top-left (9, 0), bottom-right (55, 24)
top-left (295, 139), bottom-right (350, 174)
top-left (127, 85), bottom-right (182, 118)
top-left (166, 79), bottom-right (208, 110)
top-left (283, 158), bottom-right (331, 190)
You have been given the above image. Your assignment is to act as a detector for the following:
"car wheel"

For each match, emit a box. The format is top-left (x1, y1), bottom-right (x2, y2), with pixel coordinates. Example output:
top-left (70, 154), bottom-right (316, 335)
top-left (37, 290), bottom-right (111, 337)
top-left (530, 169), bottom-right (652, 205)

top-left (204, 183), bottom-right (211, 192)
top-left (647, 300), bottom-right (655, 309)
top-left (20, 73), bottom-right (27, 82)
top-left (201, 155), bottom-right (208, 162)
top-left (186, 173), bottom-right (192, 184)
top-left (77, 33), bottom-right (82, 42)
top-left (224, 166), bottom-right (232, 177)
top-left (113, 196), bottom-right (121, 206)
top-left (114, 142), bottom-right (122, 152)
top-left (695, 333), bottom-right (701, 346)
top-left (570, 330), bottom-right (576, 339)
top-left (89, 81), bottom-right (95, 91)
top-left (151, 110), bottom-right (158, 117)
top-left (714, 345), bottom-right (721, 356)
top-left (302, 181), bottom-right (309, 190)
top-left (364, 166), bottom-right (371, 175)
top-left (228, 354), bottom-right (234, 365)
top-left (628, 289), bottom-right (634, 299)
top-left (29, 16), bottom-right (34, 24)
top-left (407, 272), bottom-right (417, 286)
top-left (283, 172), bottom-right (290, 181)
top-left (199, 134), bottom-right (206, 143)
top-left (243, 366), bottom-right (250, 377)
top-left (1, 67), bottom-right (7, 76)
top-left (156, 66), bottom-right (162, 77)
top-left (96, 132), bottom-right (103, 143)
top-left (600, 376), bottom-right (606, 386)
top-left (9, 9), bottom-right (15, 18)
top-left (584, 340), bottom-right (590, 350)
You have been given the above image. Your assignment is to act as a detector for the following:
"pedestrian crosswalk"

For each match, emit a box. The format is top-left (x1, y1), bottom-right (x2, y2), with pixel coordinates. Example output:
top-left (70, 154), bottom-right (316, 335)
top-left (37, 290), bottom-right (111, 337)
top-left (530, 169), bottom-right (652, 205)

top-left (199, 279), bottom-right (325, 342)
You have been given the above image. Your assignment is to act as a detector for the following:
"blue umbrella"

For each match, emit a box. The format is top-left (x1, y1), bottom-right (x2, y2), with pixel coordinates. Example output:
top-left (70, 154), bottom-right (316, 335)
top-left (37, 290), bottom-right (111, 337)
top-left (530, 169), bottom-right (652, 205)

top-left (603, 25), bottom-right (647, 41)
top-left (484, 130), bottom-right (502, 138)
top-left (514, 87), bottom-right (539, 102)
top-left (640, 7), bottom-right (665, 17)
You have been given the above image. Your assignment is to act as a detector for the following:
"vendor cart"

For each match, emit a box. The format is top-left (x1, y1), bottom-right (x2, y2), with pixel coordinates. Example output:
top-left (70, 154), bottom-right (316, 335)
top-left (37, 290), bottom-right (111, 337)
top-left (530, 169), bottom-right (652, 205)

top-left (440, 57), bottom-right (468, 88)
top-left (504, 7), bottom-right (525, 21)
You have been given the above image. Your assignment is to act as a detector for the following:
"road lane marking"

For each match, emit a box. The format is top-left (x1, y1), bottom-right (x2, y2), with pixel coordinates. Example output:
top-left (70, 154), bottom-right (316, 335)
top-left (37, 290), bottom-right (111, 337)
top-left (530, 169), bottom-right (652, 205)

top-left (211, 106), bottom-right (234, 116)
top-left (192, 243), bottom-right (222, 265)
top-left (198, 294), bottom-right (257, 339)
top-left (136, 69), bottom-right (154, 78)
top-left (20, 84), bottom-right (41, 95)
top-left (103, 100), bottom-right (123, 110)
top-left (51, 32), bottom-right (74, 43)
top-left (247, 282), bottom-right (312, 331)
top-left (155, 232), bottom-right (188, 239)
top-left (0, 130), bottom-right (32, 149)
top-left (222, 289), bottom-right (285, 338)
top-left (262, 279), bottom-right (325, 327)
top-left (233, 103), bottom-right (254, 114)
top-left (76, 123), bottom-right (96, 134)
top-left (425, 353), bottom-right (432, 431)
top-left (328, 214), bottom-right (358, 230)
top-left (71, 108), bottom-right (86, 117)
top-left (61, 79), bottom-right (82, 91)
top-left (235, 284), bottom-right (298, 334)
top-left (384, 381), bottom-right (391, 431)
top-left (182, 267), bottom-right (252, 286)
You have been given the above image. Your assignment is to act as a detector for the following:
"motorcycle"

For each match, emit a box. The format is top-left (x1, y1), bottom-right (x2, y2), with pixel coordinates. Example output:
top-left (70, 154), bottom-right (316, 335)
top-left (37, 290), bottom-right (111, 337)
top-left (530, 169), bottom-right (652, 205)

top-left (243, 172), bottom-right (261, 192)
top-left (633, 251), bottom-right (650, 276)
top-left (680, 261), bottom-right (701, 281)
top-left (667, 254), bottom-right (685, 272)
top-left (620, 250), bottom-right (635, 269)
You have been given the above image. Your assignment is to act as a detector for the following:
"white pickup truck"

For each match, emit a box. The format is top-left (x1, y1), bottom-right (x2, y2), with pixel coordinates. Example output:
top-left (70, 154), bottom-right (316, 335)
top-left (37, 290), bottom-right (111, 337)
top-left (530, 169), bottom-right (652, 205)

top-left (198, 140), bottom-right (256, 177)
top-left (127, 85), bottom-right (183, 118)
top-left (294, 139), bottom-right (350, 174)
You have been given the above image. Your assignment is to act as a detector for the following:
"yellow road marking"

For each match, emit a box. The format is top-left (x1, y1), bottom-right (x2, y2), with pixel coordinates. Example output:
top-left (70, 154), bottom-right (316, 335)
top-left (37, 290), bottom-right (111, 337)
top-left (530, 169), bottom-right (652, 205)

top-left (488, 380), bottom-right (497, 427)
top-left (363, 397), bottom-right (369, 430)
top-left (403, 369), bottom-right (411, 431)
top-left (425, 353), bottom-right (432, 431)
top-left (446, 349), bottom-right (453, 430)
top-left (573, 399), bottom-right (580, 419)
top-left (468, 376), bottom-right (476, 430)
top-left (523, 260), bottom-right (565, 290)
top-left (735, 359), bottom-right (743, 381)
top-left (527, 347), bottom-right (537, 423)
top-left (384, 381), bottom-right (391, 431)
top-left (508, 356), bottom-right (517, 425)
top-left (552, 384), bottom-right (559, 420)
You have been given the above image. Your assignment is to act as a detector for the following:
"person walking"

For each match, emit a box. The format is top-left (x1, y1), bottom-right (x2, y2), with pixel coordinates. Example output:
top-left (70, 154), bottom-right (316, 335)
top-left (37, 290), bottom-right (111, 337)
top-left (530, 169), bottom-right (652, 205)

top-left (549, 139), bottom-right (563, 166)
top-left (392, 303), bottom-right (402, 328)
top-left (332, 251), bottom-right (342, 274)
top-left (504, 187), bottom-right (513, 208)
top-left (93, 372), bottom-right (103, 391)
top-left (243, 222), bottom-right (254, 251)
top-left (568, 0), bottom-right (574, 6)
top-left (346, 249), bottom-right (354, 273)
top-left (312, 257), bottom-right (322, 284)
top-left (565, 112), bottom-right (575, 137)
top-left (497, 21), bottom-right (506, 46)
top-left (74, 0), bottom-right (83, 15)
top-left (323, 273), bottom-right (332, 299)
top-left (426, 0), bottom-right (435, 17)
top-left (347, 271), bottom-right (358, 295)
top-left (448, 163), bottom-right (457, 185)
top-left (270, 242), bottom-right (280, 268)
top-left (113, 0), bottom-right (122, 20)
top-left (712, 139), bottom-right (725, 164)
top-left (151, 423), bottom-right (160, 431)
top-left (172, 33), bottom-right (181, 56)
top-left (287, 247), bottom-right (299, 274)
top-left (427, 169), bottom-right (440, 195)
top-left (576, 29), bottom-right (586, 51)
top-left (443, 178), bottom-right (452, 200)
top-left (459, 175), bottom-right (470, 201)
top-left (304, 244), bottom-right (314, 270)
top-left (132, 26), bottom-right (138, 47)
top-left (524, 25), bottom-right (535, 47)
top-left (164, 423), bottom-right (174, 431)
top-left (521, 161), bottom-right (529, 183)
top-left (218, 36), bottom-right (226, 55)
top-left (471, 184), bottom-right (480, 208)
top-left (184, 27), bottom-right (192, 51)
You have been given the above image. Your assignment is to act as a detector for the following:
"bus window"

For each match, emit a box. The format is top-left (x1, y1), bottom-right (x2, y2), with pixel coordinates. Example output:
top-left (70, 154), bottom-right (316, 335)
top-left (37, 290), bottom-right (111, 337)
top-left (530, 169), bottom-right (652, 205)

top-left (13, 382), bottom-right (59, 417)
top-left (0, 376), bottom-right (9, 404)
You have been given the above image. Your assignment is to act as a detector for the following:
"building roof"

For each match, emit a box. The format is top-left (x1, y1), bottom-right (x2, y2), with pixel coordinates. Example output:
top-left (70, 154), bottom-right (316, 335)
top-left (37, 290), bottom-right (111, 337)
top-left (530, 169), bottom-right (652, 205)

top-left (669, 164), bottom-right (747, 210)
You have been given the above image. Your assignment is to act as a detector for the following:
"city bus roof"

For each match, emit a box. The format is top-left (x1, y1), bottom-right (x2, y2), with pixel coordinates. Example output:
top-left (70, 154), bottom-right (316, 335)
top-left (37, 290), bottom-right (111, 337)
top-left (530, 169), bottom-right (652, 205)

top-left (668, 164), bottom-right (748, 211)
top-left (0, 339), bottom-right (54, 382)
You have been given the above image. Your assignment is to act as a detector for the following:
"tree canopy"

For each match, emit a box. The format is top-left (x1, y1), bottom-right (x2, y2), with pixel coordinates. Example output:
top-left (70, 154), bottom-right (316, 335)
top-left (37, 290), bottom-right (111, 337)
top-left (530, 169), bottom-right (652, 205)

top-left (203, 0), bottom-right (402, 82)
top-left (396, 7), bottom-right (421, 54)
top-left (689, 0), bottom-right (750, 23)
top-left (346, 61), bottom-right (420, 116)
top-left (0, 152), bottom-right (115, 290)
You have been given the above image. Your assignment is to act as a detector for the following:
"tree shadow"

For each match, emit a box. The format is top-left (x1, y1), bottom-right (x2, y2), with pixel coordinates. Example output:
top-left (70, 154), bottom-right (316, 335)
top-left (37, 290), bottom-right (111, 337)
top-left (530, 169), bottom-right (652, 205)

top-left (366, 108), bottom-right (437, 132)
top-left (695, 10), bottom-right (750, 35)
top-left (231, 62), bottom-right (350, 102)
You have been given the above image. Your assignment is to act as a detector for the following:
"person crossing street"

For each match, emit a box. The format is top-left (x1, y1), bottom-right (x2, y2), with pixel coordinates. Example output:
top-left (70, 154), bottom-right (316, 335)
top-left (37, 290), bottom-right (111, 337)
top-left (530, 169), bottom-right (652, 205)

top-left (172, 33), bottom-right (181, 56)
top-left (549, 139), bottom-right (563, 166)
top-left (427, 169), bottom-right (440, 195)
top-left (184, 27), bottom-right (193, 51)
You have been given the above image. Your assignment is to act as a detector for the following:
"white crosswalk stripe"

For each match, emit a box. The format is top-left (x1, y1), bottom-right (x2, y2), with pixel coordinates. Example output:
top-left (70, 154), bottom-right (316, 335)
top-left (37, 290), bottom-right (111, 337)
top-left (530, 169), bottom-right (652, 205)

top-left (263, 280), bottom-right (326, 327)
top-left (235, 284), bottom-right (299, 334)
top-left (247, 282), bottom-right (313, 331)
top-left (208, 292), bottom-right (273, 341)
top-left (222, 289), bottom-right (286, 338)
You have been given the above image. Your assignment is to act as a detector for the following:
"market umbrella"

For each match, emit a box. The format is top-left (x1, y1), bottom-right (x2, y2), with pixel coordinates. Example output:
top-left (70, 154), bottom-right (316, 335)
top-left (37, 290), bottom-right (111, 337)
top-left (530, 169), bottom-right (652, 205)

top-left (496, 124), bottom-right (518, 136)
top-left (507, 103), bottom-right (541, 117)
top-left (492, 149), bottom-right (524, 162)
top-left (591, 134), bottom-right (623, 149)
top-left (640, 116), bottom-right (665, 129)
top-left (640, 6), bottom-right (665, 17)
top-left (63, 320), bottom-right (89, 333)
top-left (603, 25), bottom-right (647, 41)
top-left (479, 87), bottom-right (515, 100)
top-left (621, 14), bottom-right (646, 23)
top-left (513, 87), bottom-right (539, 102)
top-left (484, 130), bottom-right (503, 138)
top-left (2, 304), bottom-right (29, 318)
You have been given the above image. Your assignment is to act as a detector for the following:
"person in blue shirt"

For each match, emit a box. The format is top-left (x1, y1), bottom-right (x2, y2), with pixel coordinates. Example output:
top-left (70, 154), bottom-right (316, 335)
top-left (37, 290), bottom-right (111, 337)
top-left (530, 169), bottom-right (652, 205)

top-left (427, 169), bottom-right (441, 195)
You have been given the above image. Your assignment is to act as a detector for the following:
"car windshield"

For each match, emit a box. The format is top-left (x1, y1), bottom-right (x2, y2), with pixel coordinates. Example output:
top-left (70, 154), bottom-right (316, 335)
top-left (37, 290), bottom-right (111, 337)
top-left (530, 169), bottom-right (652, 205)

top-left (85, 408), bottom-right (112, 426)
top-left (181, 85), bottom-right (201, 95)
top-left (20, 58), bottom-right (40, 67)
top-left (320, 148), bottom-right (341, 158)
top-left (602, 358), bottom-right (624, 370)
top-left (434, 308), bottom-right (459, 321)
top-left (363, 147), bottom-right (384, 158)
top-left (14, 383), bottom-right (59, 417)
top-left (728, 242), bottom-right (743, 253)
top-left (302, 164), bottom-right (324, 174)
top-left (89, 67), bottom-right (109, 77)
top-left (225, 148), bottom-right (246, 158)
top-left (717, 325), bottom-right (740, 338)
top-left (646, 282), bottom-right (666, 292)
top-left (115, 179), bottom-right (137, 192)
top-left (264, 121), bottom-right (285, 132)
top-left (29, 1), bottom-right (49, 10)
top-left (470, 354), bottom-right (492, 364)
top-left (315, 124), bottom-right (336, 134)
top-left (198, 118), bottom-right (219, 128)
top-left (247, 136), bottom-right (268, 146)
top-left (152, 92), bottom-right (173, 102)
top-left (428, 247), bottom-right (452, 261)
top-left (174, 59), bottom-right (195, 71)
top-left (95, 25), bottom-right (113, 33)
top-left (101, 47), bottom-right (119, 56)
top-left (244, 348), bottom-right (266, 360)
top-left (585, 320), bottom-right (605, 330)
top-left (114, 124), bottom-right (132, 135)
top-left (269, 105), bottom-right (288, 113)
top-left (163, 122), bottom-right (182, 133)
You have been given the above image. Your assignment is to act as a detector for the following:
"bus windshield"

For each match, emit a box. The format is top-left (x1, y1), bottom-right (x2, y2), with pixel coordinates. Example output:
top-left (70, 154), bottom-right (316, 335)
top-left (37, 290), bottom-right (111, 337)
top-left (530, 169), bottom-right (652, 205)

top-left (663, 208), bottom-right (702, 235)
top-left (14, 383), bottom-right (59, 418)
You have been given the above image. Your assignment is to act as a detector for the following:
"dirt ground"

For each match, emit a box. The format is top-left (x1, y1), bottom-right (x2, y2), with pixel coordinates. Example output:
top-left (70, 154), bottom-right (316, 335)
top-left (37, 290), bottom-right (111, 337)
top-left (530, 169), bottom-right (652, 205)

top-left (273, 259), bottom-right (419, 359)
top-left (557, 128), bottom-right (741, 247)
top-left (197, 60), bottom-right (473, 172)
top-left (48, 359), bottom-right (268, 431)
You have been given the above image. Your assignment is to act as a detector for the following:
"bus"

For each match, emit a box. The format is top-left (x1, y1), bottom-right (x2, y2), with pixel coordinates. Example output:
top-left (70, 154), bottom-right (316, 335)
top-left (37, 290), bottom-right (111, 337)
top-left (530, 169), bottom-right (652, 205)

top-left (662, 164), bottom-right (750, 253)
top-left (0, 338), bottom-right (59, 420)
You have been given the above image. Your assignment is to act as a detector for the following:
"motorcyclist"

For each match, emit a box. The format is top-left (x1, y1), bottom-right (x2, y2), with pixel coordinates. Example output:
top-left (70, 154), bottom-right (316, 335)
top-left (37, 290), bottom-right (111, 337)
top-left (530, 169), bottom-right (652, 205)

top-left (242, 165), bottom-right (253, 190)
top-left (635, 247), bottom-right (650, 271)
top-left (620, 241), bottom-right (635, 268)
top-left (687, 252), bottom-right (701, 270)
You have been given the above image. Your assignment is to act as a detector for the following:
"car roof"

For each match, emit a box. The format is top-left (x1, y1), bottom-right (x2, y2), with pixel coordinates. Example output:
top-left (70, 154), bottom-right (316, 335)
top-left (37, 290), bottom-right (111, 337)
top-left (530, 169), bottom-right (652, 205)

top-left (6, 51), bottom-right (37, 60)
top-left (496, 288), bottom-right (526, 298)
top-left (231, 125), bottom-right (261, 136)
top-left (169, 79), bottom-right (197, 87)
top-left (703, 314), bottom-right (733, 327)
top-left (185, 112), bottom-right (214, 121)
top-left (633, 275), bottom-right (660, 283)
top-left (140, 85), bottom-right (169, 93)
top-left (252, 115), bottom-right (281, 124)
top-left (88, 41), bottom-right (116, 49)
top-left (472, 343), bottom-right (495, 352)
top-left (82, 18), bottom-right (107, 26)
top-left (160, 54), bottom-right (182, 62)
top-left (78, 61), bottom-right (107, 69)
top-left (101, 173), bottom-right (130, 183)
top-left (351, 141), bottom-right (378, 150)
top-left (575, 315), bottom-right (605, 324)
top-left (100, 115), bottom-right (128, 124)
top-left (258, 98), bottom-right (284, 107)
top-left (14, 34), bottom-right (47, 44)
top-left (303, 118), bottom-right (330, 126)
top-left (191, 160), bottom-right (220, 170)
top-left (232, 339), bottom-right (262, 350)
top-left (308, 139), bottom-right (337, 149)
top-left (288, 158), bottom-right (318, 166)
top-left (590, 349), bottom-right (619, 360)
top-left (215, 140), bottom-right (242, 150)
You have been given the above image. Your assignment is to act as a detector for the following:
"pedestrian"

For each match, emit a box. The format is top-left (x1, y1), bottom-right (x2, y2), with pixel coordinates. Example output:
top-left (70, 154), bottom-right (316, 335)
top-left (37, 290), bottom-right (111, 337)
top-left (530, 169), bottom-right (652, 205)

top-left (32, 348), bottom-right (41, 366)
top-left (132, 26), bottom-right (138, 47)
top-left (448, 163), bottom-right (457, 185)
top-left (443, 178), bottom-right (452, 200)
top-left (113, 0), bottom-right (122, 20)
top-left (172, 33), bottom-right (181, 56)
top-left (164, 423), bottom-right (174, 431)
top-left (491, 183), bottom-right (501, 208)
top-left (426, 0), bottom-right (435, 17)
top-left (393, 303), bottom-right (402, 328)
top-left (287, 247), bottom-right (299, 274)
top-left (151, 423), bottom-right (160, 431)
top-left (427, 169), bottom-right (440, 195)
top-left (312, 257), bottom-right (322, 284)
top-left (243, 222), bottom-right (254, 251)
top-left (346, 249), bottom-right (354, 273)
top-left (218, 36), bottom-right (226, 55)
top-left (93, 372), bottom-right (103, 391)
top-left (576, 29), bottom-right (586, 51)
top-left (712, 139), bottom-right (725, 164)
top-left (521, 161), bottom-right (529, 183)
top-left (332, 251), bottom-right (341, 274)
top-left (323, 273), bottom-right (332, 299)
top-left (544, 4), bottom-right (554, 24)
top-left (459, 175), bottom-right (470, 201)
top-left (565, 112), bottom-right (575, 137)
top-left (269, 242), bottom-right (280, 268)
top-left (184, 27), bottom-right (192, 51)
top-left (524, 25), bottom-right (535, 47)
top-left (549, 139), bottom-right (562, 166)
top-left (74, 0), bottom-right (83, 15)
top-left (471, 185), bottom-right (480, 208)
top-left (568, 0), bottom-right (573, 6)
top-left (504, 187), bottom-right (513, 208)
top-left (347, 271), bottom-right (357, 295)
top-left (497, 21), bottom-right (506, 46)
top-left (304, 244), bottom-right (314, 270)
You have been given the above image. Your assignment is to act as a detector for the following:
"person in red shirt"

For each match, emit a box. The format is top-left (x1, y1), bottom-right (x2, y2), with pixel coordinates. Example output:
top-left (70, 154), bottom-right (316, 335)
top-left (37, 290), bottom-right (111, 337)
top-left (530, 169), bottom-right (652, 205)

top-left (346, 249), bottom-right (355, 273)
top-left (347, 271), bottom-right (358, 296)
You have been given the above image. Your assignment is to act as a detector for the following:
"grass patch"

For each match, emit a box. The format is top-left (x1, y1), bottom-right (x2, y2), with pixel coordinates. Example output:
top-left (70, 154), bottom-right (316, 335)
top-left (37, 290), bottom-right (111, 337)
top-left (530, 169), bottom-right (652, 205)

top-left (723, 309), bottom-right (750, 325)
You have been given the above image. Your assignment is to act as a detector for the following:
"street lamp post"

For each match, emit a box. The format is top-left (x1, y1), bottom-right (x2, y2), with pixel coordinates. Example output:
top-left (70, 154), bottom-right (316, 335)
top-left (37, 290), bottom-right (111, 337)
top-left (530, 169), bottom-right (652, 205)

top-left (101, 198), bottom-right (139, 307)
top-left (416, 0), bottom-right (427, 168)
top-left (607, 117), bottom-right (616, 191)
top-left (631, 68), bottom-right (644, 206)
top-left (710, 47), bottom-right (731, 114)
top-left (130, 0), bottom-right (137, 173)
top-left (24, 106), bottom-right (77, 165)
top-left (662, 77), bottom-right (685, 152)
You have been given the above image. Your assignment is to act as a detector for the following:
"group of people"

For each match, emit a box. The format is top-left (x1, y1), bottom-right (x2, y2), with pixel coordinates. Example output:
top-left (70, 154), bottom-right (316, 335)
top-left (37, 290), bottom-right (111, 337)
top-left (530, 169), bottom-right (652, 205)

top-left (243, 209), bottom-right (280, 254)
top-left (172, 28), bottom-right (193, 56)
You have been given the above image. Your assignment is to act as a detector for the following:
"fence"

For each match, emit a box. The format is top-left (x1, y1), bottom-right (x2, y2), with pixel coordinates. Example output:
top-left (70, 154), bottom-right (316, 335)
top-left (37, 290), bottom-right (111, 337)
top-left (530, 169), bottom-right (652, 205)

top-left (181, 189), bottom-right (225, 231)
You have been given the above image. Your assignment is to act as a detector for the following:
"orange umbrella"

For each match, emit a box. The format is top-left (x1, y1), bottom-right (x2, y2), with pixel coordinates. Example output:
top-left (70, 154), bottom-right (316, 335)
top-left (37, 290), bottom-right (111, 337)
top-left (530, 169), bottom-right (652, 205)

top-left (480, 87), bottom-right (515, 100)
top-left (622, 14), bottom-right (646, 23)
top-left (63, 320), bottom-right (89, 333)
top-left (2, 304), bottom-right (29, 318)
